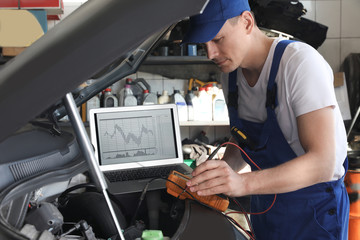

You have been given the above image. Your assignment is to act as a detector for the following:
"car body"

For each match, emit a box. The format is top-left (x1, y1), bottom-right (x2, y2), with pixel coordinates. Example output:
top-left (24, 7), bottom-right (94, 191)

top-left (0, 1), bottom-right (211, 239)
top-left (0, 0), bottom-right (327, 239)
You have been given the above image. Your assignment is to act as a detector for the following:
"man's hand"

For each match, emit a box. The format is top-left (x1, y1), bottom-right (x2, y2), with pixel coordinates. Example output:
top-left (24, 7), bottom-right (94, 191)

top-left (186, 160), bottom-right (246, 197)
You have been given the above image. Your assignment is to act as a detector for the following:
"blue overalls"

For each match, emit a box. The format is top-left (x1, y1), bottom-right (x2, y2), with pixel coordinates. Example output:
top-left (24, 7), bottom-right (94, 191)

top-left (228, 40), bottom-right (350, 239)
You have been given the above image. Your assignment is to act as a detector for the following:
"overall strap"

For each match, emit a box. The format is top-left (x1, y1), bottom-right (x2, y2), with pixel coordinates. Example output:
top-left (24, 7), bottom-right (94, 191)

top-left (228, 70), bottom-right (238, 109)
top-left (266, 39), bottom-right (294, 109)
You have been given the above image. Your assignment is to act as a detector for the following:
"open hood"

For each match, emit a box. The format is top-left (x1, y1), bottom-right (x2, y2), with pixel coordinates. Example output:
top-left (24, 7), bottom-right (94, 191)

top-left (0, 0), bottom-right (208, 143)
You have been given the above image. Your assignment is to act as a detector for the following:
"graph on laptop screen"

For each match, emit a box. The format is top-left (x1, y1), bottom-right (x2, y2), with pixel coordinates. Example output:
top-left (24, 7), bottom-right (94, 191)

top-left (94, 107), bottom-right (178, 166)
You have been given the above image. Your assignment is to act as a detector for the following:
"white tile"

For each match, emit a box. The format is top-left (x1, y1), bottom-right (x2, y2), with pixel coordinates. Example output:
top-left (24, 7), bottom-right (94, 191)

top-left (315, 1), bottom-right (341, 38)
top-left (61, 3), bottom-right (81, 20)
top-left (163, 79), bottom-right (187, 96)
top-left (301, 1), bottom-right (316, 21)
top-left (153, 73), bottom-right (165, 80)
top-left (340, 38), bottom-right (360, 67)
top-left (180, 126), bottom-right (190, 141)
top-left (47, 20), bottom-right (56, 30)
top-left (148, 79), bottom-right (163, 96)
top-left (317, 38), bottom-right (341, 72)
top-left (205, 127), bottom-right (216, 145)
top-left (341, 0), bottom-right (360, 37)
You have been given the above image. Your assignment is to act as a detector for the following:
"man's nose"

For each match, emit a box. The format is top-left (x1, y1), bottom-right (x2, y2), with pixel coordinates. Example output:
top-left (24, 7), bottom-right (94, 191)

top-left (205, 42), bottom-right (217, 60)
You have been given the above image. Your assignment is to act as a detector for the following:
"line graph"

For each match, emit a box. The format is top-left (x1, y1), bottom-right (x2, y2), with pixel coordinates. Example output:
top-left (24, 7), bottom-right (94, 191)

top-left (98, 116), bottom-right (157, 159)
top-left (104, 123), bottom-right (154, 146)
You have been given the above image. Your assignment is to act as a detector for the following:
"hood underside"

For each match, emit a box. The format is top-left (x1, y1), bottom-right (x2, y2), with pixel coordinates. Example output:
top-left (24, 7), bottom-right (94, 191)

top-left (0, 0), bottom-right (208, 143)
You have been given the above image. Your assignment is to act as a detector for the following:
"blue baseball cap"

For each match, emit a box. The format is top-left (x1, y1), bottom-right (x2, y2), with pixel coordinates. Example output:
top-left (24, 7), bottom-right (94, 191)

top-left (182, 0), bottom-right (250, 43)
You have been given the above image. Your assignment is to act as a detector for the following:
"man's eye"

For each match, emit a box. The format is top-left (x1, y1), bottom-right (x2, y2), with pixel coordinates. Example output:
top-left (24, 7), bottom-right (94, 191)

top-left (213, 37), bottom-right (223, 43)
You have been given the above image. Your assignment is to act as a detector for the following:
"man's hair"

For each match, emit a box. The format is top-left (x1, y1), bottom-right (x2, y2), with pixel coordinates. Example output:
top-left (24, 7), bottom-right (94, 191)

top-left (228, 11), bottom-right (257, 26)
top-left (228, 15), bottom-right (240, 26)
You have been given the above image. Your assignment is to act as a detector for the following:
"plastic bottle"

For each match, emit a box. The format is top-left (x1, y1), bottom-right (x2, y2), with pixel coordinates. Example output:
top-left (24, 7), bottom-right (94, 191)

top-left (128, 78), bottom-right (151, 105)
top-left (212, 89), bottom-right (229, 121)
top-left (118, 78), bottom-right (133, 106)
top-left (185, 89), bottom-right (195, 121)
top-left (172, 90), bottom-right (188, 122)
top-left (86, 94), bottom-right (100, 121)
top-left (194, 87), bottom-right (212, 121)
top-left (211, 83), bottom-right (220, 100)
top-left (205, 85), bottom-right (214, 99)
top-left (123, 84), bottom-right (137, 106)
top-left (158, 90), bottom-right (171, 104)
top-left (142, 89), bottom-right (157, 105)
top-left (103, 88), bottom-right (118, 107)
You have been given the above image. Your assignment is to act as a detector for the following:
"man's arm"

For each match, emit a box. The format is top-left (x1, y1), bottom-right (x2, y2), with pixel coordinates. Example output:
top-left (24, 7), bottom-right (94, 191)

top-left (186, 106), bottom-right (336, 197)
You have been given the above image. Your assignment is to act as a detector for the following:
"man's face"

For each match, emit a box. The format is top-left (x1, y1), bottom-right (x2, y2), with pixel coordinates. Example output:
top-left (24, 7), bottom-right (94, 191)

top-left (204, 16), bottom-right (249, 73)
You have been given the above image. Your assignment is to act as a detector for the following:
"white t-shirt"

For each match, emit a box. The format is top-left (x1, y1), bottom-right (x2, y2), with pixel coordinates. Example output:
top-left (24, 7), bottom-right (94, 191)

top-left (221, 38), bottom-right (347, 180)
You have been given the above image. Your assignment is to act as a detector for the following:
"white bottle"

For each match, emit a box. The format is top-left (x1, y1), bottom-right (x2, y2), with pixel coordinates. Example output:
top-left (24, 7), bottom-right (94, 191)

top-left (86, 94), bottom-right (100, 121)
top-left (118, 78), bottom-right (133, 106)
top-left (142, 89), bottom-right (157, 105)
top-left (123, 84), bottom-right (137, 106)
top-left (194, 87), bottom-right (212, 121)
top-left (103, 88), bottom-right (118, 107)
top-left (158, 90), bottom-right (171, 104)
top-left (212, 90), bottom-right (229, 121)
top-left (185, 90), bottom-right (195, 121)
top-left (172, 90), bottom-right (188, 122)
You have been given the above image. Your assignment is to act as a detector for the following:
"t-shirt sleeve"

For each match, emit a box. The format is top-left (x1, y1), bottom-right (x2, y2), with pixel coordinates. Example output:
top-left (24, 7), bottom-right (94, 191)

top-left (285, 45), bottom-right (336, 117)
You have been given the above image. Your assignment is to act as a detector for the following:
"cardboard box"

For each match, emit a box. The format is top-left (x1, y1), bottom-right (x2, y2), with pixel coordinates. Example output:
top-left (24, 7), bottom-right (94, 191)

top-left (0, 9), bottom-right (47, 49)
top-left (333, 72), bottom-right (351, 120)
top-left (0, 0), bottom-right (63, 19)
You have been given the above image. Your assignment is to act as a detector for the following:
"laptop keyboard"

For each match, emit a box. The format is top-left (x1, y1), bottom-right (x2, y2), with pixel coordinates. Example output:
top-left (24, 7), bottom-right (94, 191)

top-left (104, 165), bottom-right (185, 182)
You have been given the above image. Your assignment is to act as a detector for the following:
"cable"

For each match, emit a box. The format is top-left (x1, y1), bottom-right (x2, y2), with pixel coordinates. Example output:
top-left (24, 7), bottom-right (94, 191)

top-left (228, 197), bottom-right (254, 238)
top-left (130, 177), bottom-right (159, 225)
top-left (225, 215), bottom-right (256, 240)
top-left (130, 140), bottom-right (279, 240)
top-left (130, 176), bottom-right (254, 239)
top-left (219, 141), bottom-right (277, 215)
top-left (220, 141), bottom-right (261, 170)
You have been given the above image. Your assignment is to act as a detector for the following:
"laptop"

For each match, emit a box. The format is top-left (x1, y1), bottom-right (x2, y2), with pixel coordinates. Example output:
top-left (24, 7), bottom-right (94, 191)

top-left (89, 104), bottom-right (193, 194)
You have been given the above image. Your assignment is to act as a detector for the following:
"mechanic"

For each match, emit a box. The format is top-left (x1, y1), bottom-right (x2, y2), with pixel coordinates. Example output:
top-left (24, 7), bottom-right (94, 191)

top-left (183, 0), bottom-right (350, 239)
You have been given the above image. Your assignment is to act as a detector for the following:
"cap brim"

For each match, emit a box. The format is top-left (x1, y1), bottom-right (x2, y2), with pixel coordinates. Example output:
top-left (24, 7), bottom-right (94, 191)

top-left (182, 20), bottom-right (226, 44)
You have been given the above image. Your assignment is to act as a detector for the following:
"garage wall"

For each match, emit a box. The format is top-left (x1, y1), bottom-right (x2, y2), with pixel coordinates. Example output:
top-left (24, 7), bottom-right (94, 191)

top-left (49, 0), bottom-right (360, 143)
top-left (301, 0), bottom-right (360, 72)
top-left (51, 0), bottom-right (360, 73)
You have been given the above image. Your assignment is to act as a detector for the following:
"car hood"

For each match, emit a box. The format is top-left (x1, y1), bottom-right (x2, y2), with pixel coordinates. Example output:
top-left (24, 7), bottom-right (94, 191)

top-left (0, 0), bottom-right (208, 143)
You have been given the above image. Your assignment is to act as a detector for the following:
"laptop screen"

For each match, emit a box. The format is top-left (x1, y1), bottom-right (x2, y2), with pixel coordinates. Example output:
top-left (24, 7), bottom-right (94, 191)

top-left (89, 104), bottom-right (183, 171)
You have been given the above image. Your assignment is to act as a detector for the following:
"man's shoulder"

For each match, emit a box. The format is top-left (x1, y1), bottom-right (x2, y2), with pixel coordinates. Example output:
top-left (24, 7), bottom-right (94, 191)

top-left (276, 40), bottom-right (327, 70)
top-left (283, 40), bottom-right (320, 58)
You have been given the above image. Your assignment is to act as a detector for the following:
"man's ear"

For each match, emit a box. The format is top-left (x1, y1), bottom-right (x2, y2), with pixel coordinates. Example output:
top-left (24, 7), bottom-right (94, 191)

top-left (241, 11), bottom-right (254, 34)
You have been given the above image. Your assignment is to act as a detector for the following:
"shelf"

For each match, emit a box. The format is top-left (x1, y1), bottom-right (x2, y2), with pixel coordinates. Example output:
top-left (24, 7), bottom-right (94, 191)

top-left (143, 56), bottom-right (213, 65)
top-left (179, 120), bottom-right (229, 126)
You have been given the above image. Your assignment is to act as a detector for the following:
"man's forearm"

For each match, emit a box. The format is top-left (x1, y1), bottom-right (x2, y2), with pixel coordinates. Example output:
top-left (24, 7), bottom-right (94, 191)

top-left (240, 151), bottom-right (336, 196)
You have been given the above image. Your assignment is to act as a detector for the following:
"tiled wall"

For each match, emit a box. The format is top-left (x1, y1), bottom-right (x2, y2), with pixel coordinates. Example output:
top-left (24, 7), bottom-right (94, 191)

top-left (54, 1), bottom-right (360, 73)
top-left (301, 0), bottom-right (360, 72)
top-left (51, 0), bottom-right (360, 144)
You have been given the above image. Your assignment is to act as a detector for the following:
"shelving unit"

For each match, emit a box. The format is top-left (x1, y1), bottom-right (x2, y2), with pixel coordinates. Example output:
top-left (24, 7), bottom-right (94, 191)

top-left (139, 54), bottom-right (230, 143)
top-left (180, 120), bottom-right (229, 126)
top-left (139, 56), bottom-right (221, 81)
top-left (143, 56), bottom-right (213, 65)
